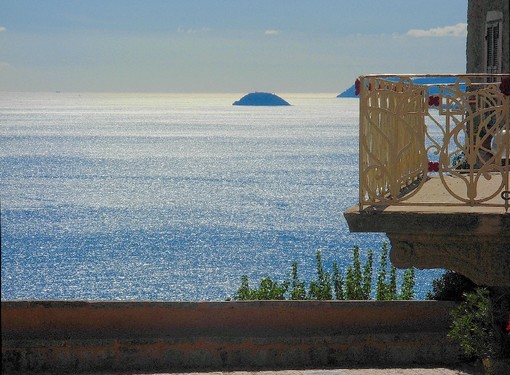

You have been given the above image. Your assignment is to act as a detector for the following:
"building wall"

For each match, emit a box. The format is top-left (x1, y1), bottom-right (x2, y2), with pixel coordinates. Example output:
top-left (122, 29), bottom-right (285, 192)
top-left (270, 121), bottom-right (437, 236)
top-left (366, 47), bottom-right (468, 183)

top-left (467, 0), bottom-right (510, 73)
top-left (2, 300), bottom-right (462, 373)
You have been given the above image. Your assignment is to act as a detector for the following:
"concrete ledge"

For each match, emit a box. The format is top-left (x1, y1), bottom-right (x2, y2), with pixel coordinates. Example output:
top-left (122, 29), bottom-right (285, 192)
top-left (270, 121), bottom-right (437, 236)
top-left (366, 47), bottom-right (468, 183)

top-left (343, 205), bottom-right (510, 235)
top-left (1, 300), bottom-right (462, 373)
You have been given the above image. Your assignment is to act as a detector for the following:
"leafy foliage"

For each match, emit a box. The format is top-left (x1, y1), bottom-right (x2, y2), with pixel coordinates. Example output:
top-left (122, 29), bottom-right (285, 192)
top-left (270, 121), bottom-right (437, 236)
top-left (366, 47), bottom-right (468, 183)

top-left (233, 242), bottom-right (416, 301)
top-left (427, 270), bottom-right (476, 301)
top-left (448, 287), bottom-right (510, 364)
top-left (362, 249), bottom-right (374, 299)
top-left (345, 245), bottom-right (373, 300)
top-left (308, 251), bottom-right (333, 300)
top-left (289, 262), bottom-right (306, 300)
top-left (234, 275), bottom-right (288, 300)
top-left (375, 242), bottom-right (399, 300)
top-left (400, 267), bottom-right (416, 300)
top-left (449, 288), bottom-right (497, 359)
top-left (332, 261), bottom-right (344, 300)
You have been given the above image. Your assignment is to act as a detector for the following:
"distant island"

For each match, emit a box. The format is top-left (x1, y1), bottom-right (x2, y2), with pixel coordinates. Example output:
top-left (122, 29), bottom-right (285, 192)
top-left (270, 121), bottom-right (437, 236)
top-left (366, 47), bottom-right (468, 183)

top-left (233, 92), bottom-right (291, 106)
top-left (337, 76), bottom-right (460, 98)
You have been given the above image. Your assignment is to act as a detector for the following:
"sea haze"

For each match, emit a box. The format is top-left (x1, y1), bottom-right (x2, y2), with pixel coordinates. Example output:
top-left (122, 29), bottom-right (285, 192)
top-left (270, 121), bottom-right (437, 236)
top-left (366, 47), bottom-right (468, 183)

top-left (0, 92), bottom-right (443, 301)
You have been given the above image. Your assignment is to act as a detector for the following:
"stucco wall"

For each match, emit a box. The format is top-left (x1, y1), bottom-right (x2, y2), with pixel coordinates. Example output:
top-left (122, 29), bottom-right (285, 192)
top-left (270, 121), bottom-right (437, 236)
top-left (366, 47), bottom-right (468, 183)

top-left (467, 0), bottom-right (510, 73)
top-left (2, 300), bottom-right (462, 373)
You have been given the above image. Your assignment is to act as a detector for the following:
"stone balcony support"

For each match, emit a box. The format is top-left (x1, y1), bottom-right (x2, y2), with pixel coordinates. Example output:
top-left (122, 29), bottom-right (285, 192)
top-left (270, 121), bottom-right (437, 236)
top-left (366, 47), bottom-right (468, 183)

top-left (344, 206), bottom-right (510, 287)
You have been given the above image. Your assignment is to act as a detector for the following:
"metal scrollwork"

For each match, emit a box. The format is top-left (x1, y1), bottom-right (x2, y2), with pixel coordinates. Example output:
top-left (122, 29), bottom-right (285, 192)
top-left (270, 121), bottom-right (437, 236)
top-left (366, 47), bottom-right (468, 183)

top-left (359, 74), bottom-right (510, 211)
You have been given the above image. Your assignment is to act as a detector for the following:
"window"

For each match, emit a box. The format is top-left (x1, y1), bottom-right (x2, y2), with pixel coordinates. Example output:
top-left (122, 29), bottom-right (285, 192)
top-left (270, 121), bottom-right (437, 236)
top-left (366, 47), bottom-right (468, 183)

top-left (485, 11), bottom-right (503, 76)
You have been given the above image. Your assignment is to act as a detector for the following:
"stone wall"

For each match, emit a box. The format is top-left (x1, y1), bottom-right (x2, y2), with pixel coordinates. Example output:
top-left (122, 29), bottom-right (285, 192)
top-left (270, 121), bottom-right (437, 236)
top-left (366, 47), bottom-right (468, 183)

top-left (2, 300), bottom-right (462, 373)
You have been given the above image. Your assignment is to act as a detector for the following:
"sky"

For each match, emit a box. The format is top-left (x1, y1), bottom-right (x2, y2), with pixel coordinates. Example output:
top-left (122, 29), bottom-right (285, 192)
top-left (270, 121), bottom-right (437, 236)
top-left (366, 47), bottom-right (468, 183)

top-left (0, 0), bottom-right (469, 93)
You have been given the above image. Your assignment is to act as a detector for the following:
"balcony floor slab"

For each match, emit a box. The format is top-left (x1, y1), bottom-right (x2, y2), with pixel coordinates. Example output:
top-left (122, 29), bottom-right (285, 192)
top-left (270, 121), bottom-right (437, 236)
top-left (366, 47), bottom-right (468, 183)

top-left (344, 176), bottom-right (510, 286)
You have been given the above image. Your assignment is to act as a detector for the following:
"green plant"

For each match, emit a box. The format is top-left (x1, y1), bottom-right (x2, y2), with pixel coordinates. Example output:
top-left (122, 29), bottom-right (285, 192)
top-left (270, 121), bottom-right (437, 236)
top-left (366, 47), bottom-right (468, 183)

top-left (233, 275), bottom-right (289, 300)
top-left (308, 250), bottom-right (333, 300)
top-left (233, 242), bottom-right (416, 301)
top-left (375, 242), bottom-right (398, 300)
top-left (449, 288), bottom-right (497, 360)
top-left (345, 245), bottom-right (363, 300)
top-left (256, 277), bottom-right (289, 300)
top-left (362, 249), bottom-right (374, 299)
top-left (448, 287), bottom-right (510, 372)
top-left (388, 265), bottom-right (397, 299)
top-left (345, 245), bottom-right (373, 300)
top-left (289, 261), bottom-right (306, 300)
top-left (373, 242), bottom-right (415, 300)
top-left (234, 275), bottom-right (252, 300)
top-left (332, 261), bottom-right (344, 300)
top-left (400, 267), bottom-right (416, 300)
top-left (427, 270), bottom-right (476, 301)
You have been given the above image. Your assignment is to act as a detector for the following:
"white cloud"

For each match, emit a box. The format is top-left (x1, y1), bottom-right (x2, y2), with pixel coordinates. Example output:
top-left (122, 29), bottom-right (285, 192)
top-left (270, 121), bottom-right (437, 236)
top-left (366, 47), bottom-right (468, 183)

top-left (406, 23), bottom-right (467, 37)
top-left (0, 26), bottom-right (6, 32)
top-left (264, 30), bottom-right (280, 36)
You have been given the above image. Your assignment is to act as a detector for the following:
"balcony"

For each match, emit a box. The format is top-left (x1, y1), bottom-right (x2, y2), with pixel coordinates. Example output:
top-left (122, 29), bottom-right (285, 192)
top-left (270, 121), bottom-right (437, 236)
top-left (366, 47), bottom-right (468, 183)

top-left (344, 74), bottom-right (510, 287)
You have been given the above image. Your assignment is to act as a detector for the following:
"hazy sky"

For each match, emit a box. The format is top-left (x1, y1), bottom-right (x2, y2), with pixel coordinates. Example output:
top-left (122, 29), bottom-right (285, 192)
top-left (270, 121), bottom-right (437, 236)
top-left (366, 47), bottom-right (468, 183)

top-left (1, 0), bottom-right (469, 93)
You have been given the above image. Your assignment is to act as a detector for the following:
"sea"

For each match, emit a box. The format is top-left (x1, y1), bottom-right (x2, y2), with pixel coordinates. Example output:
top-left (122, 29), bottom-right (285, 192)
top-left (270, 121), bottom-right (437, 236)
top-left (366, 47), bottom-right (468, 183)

top-left (0, 92), bottom-right (444, 301)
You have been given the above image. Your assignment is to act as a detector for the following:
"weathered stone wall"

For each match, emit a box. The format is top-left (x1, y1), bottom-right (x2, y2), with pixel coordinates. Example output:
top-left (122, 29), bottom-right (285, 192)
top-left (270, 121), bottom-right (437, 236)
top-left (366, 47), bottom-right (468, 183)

top-left (2, 300), bottom-right (462, 373)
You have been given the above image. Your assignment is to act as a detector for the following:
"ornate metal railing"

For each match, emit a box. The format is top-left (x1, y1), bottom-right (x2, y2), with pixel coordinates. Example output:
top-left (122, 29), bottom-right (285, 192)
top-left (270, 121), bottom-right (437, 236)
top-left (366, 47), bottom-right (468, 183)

top-left (358, 74), bottom-right (510, 211)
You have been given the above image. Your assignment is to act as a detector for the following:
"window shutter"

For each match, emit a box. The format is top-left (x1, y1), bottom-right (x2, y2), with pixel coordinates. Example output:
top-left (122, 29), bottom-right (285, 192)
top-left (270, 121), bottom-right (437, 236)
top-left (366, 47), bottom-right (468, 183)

top-left (484, 11), bottom-right (503, 76)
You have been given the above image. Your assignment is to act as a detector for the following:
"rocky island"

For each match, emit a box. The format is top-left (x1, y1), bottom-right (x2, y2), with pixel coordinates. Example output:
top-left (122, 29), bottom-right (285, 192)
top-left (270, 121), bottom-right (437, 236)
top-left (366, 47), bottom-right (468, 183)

top-left (233, 92), bottom-right (291, 106)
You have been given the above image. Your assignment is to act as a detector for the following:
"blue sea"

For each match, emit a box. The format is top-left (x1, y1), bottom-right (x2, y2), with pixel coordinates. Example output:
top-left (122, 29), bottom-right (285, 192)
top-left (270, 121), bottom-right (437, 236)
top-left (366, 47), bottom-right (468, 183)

top-left (0, 92), bottom-right (443, 301)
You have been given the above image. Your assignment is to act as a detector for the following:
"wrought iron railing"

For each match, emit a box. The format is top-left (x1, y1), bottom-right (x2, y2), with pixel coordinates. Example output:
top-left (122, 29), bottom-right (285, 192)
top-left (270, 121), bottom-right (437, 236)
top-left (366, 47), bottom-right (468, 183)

top-left (357, 74), bottom-right (510, 211)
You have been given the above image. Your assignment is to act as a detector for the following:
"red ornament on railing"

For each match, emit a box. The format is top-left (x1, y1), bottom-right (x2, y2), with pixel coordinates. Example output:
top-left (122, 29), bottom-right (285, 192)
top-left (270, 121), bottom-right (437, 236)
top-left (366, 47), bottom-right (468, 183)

top-left (428, 95), bottom-right (440, 107)
top-left (355, 79), bottom-right (361, 96)
top-left (428, 161), bottom-right (439, 172)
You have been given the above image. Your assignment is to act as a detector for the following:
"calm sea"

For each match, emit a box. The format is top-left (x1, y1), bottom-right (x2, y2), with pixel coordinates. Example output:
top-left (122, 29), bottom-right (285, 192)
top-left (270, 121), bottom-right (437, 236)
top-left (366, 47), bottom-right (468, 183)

top-left (0, 92), bottom-right (443, 301)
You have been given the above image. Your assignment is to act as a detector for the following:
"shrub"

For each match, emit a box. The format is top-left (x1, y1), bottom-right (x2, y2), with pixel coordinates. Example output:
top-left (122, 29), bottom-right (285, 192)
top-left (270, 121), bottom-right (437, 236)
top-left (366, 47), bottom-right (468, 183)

top-left (375, 242), bottom-right (399, 300)
top-left (427, 270), bottom-right (476, 301)
top-left (332, 261), bottom-right (344, 300)
top-left (448, 287), bottom-right (510, 373)
top-left (308, 251), bottom-right (333, 300)
top-left (343, 245), bottom-right (374, 300)
top-left (233, 242), bottom-right (416, 301)
top-left (233, 275), bottom-right (288, 300)
top-left (449, 288), bottom-right (497, 359)
top-left (289, 261), bottom-right (306, 300)
top-left (400, 267), bottom-right (416, 300)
